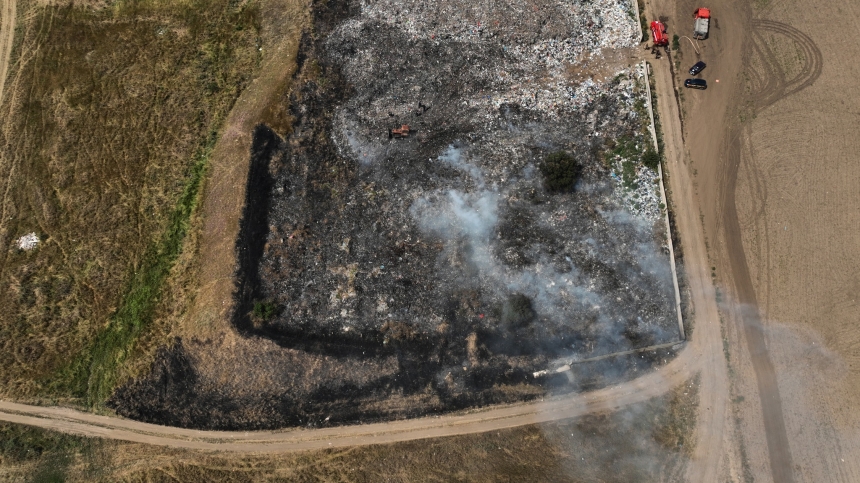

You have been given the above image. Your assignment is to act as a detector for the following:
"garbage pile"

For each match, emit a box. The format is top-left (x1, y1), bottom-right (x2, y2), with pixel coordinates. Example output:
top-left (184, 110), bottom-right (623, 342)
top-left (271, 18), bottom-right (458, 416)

top-left (268, 0), bottom-right (680, 356)
top-left (602, 67), bottom-right (664, 224)
top-left (353, 0), bottom-right (640, 118)
top-left (609, 160), bottom-right (664, 223)
top-left (359, 0), bottom-right (638, 52)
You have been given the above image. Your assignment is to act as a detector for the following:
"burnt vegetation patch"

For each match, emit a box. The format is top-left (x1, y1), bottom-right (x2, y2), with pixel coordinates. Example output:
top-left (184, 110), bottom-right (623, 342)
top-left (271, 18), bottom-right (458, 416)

top-left (111, 0), bottom-right (682, 430)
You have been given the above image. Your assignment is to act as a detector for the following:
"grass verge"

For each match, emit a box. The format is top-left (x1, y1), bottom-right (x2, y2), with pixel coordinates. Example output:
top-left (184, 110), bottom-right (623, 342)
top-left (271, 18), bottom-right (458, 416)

top-left (58, 132), bottom-right (214, 408)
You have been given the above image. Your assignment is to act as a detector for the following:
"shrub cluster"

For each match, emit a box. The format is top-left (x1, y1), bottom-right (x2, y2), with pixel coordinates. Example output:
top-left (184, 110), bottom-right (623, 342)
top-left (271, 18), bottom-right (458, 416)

top-left (642, 149), bottom-right (661, 171)
top-left (540, 151), bottom-right (582, 193)
top-left (252, 301), bottom-right (280, 321)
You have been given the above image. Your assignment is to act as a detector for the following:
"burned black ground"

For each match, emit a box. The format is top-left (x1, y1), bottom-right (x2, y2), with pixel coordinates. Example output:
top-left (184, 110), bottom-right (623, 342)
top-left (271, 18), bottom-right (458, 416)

top-left (111, 0), bottom-right (684, 430)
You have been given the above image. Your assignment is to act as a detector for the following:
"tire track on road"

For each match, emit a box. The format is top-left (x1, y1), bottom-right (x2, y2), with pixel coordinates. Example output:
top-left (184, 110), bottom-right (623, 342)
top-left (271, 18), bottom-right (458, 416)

top-left (750, 20), bottom-right (823, 110)
top-left (0, 0), bottom-right (15, 108)
top-left (722, 19), bottom-right (822, 483)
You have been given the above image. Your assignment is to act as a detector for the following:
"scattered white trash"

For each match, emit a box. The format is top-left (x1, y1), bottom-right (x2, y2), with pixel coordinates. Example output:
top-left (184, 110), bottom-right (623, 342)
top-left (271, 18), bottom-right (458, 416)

top-left (16, 232), bottom-right (39, 251)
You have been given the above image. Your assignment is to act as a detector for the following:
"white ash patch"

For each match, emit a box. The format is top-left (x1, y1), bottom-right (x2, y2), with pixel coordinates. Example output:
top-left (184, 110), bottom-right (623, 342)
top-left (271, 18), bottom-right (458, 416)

top-left (352, 0), bottom-right (640, 120)
top-left (16, 233), bottom-right (40, 251)
top-left (360, 0), bottom-right (639, 53)
top-left (609, 162), bottom-right (662, 223)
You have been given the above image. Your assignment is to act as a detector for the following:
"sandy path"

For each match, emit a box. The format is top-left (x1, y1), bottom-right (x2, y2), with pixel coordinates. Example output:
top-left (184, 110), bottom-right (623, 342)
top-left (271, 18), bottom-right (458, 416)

top-left (0, 333), bottom-right (705, 452)
top-left (187, 0), bottom-right (309, 335)
top-left (0, 0), bottom-right (14, 108)
top-left (642, 21), bottom-right (728, 483)
top-left (638, 0), bottom-right (748, 480)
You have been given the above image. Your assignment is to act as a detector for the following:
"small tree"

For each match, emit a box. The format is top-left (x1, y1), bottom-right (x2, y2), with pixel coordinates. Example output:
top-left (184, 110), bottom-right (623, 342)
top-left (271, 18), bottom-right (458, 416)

top-left (540, 151), bottom-right (582, 193)
top-left (252, 300), bottom-right (279, 321)
top-left (642, 149), bottom-right (661, 171)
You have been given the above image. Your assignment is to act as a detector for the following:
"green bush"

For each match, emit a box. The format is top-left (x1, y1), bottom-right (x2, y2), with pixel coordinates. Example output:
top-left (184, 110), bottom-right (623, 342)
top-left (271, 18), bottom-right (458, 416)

top-left (672, 34), bottom-right (680, 51)
top-left (642, 149), bottom-right (661, 171)
top-left (252, 300), bottom-right (279, 321)
top-left (540, 151), bottom-right (582, 193)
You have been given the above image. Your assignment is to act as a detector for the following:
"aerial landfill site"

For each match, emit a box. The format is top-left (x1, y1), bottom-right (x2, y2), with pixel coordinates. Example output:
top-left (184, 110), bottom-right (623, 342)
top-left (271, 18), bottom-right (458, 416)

top-left (112, 0), bottom-right (686, 429)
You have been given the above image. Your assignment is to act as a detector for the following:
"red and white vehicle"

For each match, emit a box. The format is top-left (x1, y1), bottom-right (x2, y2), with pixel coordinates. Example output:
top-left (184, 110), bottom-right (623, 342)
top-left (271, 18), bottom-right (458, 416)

top-left (693, 8), bottom-right (711, 39)
top-left (650, 20), bottom-right (669, 47)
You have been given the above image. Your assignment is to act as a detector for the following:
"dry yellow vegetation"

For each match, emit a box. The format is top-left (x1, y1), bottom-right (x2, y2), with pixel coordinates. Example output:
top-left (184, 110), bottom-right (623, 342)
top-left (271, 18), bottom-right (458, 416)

top-left (0, 0), bottom-right (262, 406)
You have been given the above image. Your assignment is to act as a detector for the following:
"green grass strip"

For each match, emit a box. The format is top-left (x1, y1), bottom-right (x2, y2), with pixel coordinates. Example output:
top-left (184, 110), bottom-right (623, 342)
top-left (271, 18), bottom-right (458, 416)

top-left (55, 131), bottom-right (216, 409)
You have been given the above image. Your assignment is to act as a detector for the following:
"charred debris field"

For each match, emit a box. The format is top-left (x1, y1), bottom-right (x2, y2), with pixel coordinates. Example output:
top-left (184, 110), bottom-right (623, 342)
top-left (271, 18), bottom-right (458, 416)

top-left (111, 0), bottom-right (688, 430)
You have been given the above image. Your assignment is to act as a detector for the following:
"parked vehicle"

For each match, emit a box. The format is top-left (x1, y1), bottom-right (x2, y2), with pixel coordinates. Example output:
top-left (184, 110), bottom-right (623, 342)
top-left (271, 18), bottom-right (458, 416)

top-left (693, 8), bottom-right (710, 39)
top-left (689, 61), bottom-right (707, 76)
top-left (684, 78), bottom-right (708, 89)
top-left (650, 20), bottom-right (669, 47)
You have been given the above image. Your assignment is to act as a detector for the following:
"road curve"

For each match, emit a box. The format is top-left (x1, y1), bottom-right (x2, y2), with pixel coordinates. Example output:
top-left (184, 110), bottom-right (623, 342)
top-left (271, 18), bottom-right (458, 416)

top-left (0, 336), bottom-right (704, 452)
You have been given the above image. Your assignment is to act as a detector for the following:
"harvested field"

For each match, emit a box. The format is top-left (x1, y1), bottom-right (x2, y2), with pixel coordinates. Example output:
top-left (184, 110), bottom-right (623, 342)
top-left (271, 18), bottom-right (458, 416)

top-left (723, 3), bottom-right (860, 482)
top-left (657, 0), bottom-right (860, 479)
top-left (111, 0), bottom-right (686, 430)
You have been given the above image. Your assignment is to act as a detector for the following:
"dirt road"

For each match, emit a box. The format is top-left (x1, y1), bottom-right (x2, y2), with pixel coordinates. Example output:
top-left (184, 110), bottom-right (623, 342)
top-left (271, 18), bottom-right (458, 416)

top-left (0, 0), bottom-right (14, 108)
top-left (651, 0), bottom-right (860, 480)
top-left (722, 1), bottom-right (860, 481)
top-left (0, 331), bottom-right (707, 452)
top-left (645, 0), bottom-right (801, 479)
top-left (652, 56), bottom-right (728, 480)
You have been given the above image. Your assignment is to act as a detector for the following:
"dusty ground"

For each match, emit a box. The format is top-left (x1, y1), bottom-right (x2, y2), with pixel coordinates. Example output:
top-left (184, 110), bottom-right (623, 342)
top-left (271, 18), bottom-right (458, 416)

top-left (726, 0), bottom-right (860, 481)
top-left (646, 0), bottom-right (860, 480)
top-left (0, 0), bottom-right (14, 108)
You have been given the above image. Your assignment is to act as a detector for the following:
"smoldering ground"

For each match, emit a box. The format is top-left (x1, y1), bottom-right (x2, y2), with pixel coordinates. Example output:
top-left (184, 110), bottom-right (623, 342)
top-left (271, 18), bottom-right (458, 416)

top-left (534, 376), bottom-right (699, 482)
top-left (110, 0), bottom-right (683, 430)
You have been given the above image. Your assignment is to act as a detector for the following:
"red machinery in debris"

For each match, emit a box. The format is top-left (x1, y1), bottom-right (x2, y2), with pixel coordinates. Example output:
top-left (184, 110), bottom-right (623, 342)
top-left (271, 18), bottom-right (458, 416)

top-left (650, 20), bottom-right (669, 47)
top-left (389, 124), bottom-right (410, 138)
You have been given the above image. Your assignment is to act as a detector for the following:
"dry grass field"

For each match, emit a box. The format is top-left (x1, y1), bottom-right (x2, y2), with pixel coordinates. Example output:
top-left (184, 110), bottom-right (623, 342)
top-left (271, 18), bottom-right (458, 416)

top-left (0, 0), bottom-right (261, 407)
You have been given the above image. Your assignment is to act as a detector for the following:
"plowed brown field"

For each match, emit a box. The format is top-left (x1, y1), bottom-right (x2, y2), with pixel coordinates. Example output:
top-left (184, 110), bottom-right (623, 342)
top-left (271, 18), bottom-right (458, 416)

top-left (660, 0), bottom-right (860, 480)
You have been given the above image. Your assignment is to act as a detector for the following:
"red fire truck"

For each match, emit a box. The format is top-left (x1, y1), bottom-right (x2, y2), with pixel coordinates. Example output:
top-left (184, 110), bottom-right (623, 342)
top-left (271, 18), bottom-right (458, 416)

top-left (650, 20), bottom-right (669, 47)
